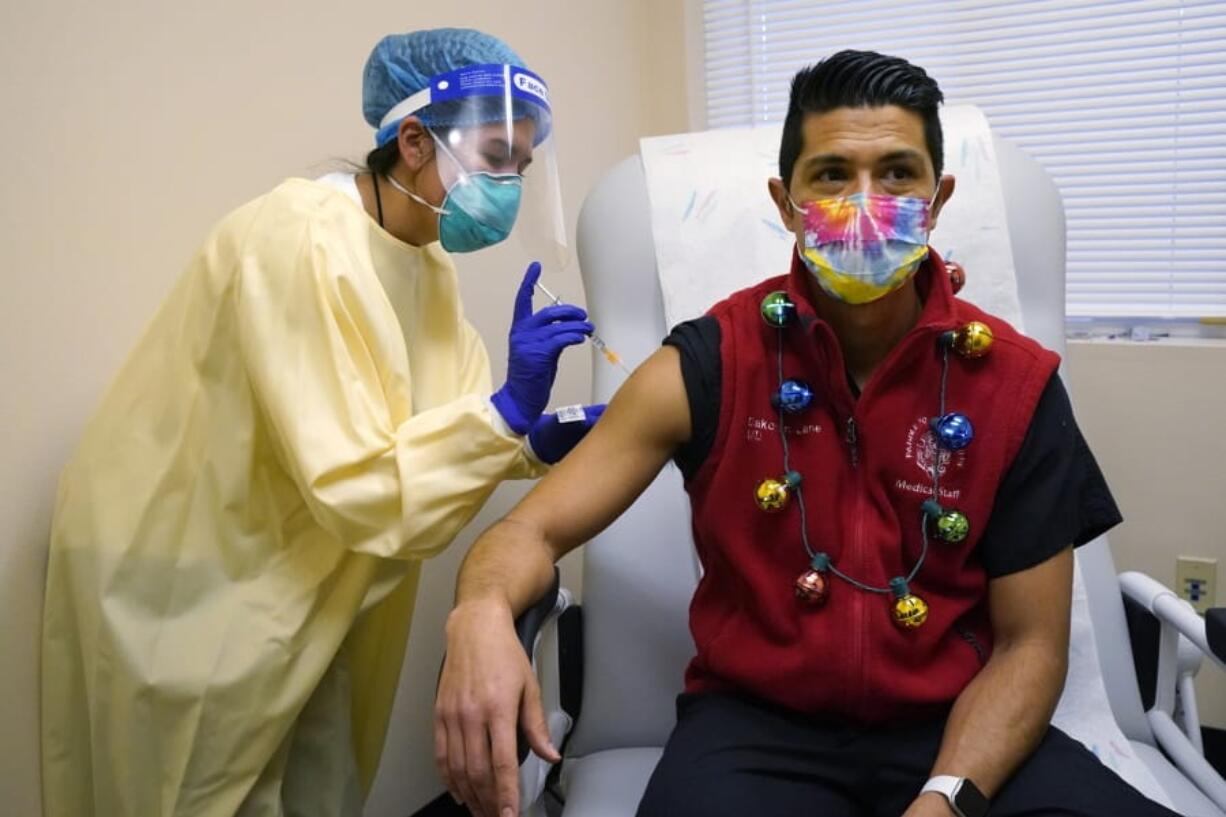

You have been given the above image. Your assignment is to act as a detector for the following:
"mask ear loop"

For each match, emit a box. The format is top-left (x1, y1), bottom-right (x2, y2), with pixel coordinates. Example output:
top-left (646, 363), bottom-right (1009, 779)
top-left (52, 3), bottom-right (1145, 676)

top-left (383, 174), bottom-right (449, 216)
top-left (383, 129), bottom-right (459, 216)
top-left (927, 178), bottom-right (947, 219)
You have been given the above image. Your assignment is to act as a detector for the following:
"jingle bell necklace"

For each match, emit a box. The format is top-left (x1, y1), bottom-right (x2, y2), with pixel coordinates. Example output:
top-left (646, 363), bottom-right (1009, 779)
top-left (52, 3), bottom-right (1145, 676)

top-left (754, 271), bottom-right (993, 631)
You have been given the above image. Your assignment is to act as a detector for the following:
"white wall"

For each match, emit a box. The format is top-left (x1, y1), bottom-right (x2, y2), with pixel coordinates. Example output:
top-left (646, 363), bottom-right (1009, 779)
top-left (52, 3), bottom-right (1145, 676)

top-left (0, 1), bottom-right (688, 814)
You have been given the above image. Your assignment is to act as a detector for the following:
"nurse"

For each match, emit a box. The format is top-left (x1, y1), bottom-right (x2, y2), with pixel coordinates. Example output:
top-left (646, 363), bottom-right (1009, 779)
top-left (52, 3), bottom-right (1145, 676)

top-left (41, 28), bottom-right (597, 817)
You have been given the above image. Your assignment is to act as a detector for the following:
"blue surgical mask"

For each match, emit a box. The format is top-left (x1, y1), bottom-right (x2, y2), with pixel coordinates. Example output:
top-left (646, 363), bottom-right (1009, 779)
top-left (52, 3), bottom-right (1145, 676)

top-left (385, 136), bottom-right (523, 253)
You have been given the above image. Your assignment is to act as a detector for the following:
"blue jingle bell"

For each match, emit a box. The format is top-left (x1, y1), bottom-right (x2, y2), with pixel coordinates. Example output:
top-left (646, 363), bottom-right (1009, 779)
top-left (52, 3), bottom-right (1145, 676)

top-left (771, 379), bottom-right (814, 414)
top-left (931, 412), bottom-right (974, 450)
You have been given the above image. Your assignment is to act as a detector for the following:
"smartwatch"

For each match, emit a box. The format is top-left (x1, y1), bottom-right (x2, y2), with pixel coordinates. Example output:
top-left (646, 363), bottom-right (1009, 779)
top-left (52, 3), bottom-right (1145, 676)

top-left (920, 775), bottom-right (989, 817)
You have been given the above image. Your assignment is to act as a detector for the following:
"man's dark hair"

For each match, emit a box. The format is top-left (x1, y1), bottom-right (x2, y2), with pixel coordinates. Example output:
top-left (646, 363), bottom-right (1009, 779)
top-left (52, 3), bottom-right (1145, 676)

top-left (779, 50), bottom-right (945, 185)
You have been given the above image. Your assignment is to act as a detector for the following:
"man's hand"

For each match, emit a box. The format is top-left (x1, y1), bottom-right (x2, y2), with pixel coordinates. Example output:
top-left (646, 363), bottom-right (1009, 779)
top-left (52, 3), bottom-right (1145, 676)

top-left (434, 598), bottom-right (561, 817)
top-left (901, 791), bottom-right (957, 817)
top-left (436, 347), bottom-right (691, 816)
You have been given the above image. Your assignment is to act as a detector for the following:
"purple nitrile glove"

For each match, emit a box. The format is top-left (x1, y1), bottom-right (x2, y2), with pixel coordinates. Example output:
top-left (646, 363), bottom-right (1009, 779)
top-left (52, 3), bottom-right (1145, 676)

top-left (528, 404), bottom-right (607, 465)
top-left (491, 262), bottom-right (594, 435)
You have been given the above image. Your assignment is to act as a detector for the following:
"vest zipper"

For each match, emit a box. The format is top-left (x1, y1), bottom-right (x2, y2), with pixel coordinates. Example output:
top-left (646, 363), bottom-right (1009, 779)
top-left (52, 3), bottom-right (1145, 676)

top-left (847, 410), bottom-right (866, 717)
top-left (845, 416), bottom-right (859, 469)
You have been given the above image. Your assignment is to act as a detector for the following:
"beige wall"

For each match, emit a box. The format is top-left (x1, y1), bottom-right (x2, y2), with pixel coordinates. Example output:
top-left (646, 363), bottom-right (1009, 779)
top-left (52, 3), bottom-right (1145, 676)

top-left (0, 1), bottom-right (688, 814)
top-left (1066, 340), bottom-right (1226, 730)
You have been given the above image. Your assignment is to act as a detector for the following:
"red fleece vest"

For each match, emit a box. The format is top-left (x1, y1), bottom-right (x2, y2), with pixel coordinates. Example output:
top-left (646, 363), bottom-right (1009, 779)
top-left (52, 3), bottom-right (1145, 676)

top-left (683, 250), bottom-right (1059, 724)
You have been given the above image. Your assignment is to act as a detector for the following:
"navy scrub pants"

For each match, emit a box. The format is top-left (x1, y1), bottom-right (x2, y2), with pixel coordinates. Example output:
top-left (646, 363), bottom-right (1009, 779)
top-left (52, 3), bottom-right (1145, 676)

top-left (636, 692), bottom-right (1182, 817)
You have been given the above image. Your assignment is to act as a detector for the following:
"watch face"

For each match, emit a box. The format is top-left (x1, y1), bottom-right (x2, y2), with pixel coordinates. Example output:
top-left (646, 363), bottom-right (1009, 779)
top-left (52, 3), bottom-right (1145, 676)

top-left (953, 779), bottom-right (989, 817)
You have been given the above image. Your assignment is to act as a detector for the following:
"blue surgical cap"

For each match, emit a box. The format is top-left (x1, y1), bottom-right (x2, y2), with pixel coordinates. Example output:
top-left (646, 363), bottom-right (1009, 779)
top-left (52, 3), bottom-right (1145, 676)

top-left (363, 28), bottom-right (534, 145)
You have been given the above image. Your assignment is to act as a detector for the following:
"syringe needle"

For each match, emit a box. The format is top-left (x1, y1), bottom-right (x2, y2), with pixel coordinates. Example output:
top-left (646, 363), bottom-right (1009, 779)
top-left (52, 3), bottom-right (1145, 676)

top-left (534, 280), bottom-right (631, 375)
top-left (534, 281), bottom-right (562, 305)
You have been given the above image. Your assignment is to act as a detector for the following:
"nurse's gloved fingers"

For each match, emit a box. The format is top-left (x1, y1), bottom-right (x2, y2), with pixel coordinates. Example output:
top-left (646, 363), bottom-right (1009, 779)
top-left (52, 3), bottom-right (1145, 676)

top-left (433, 717), bottom-right (461, 805)
top-left (543, 320), bottom-right (595, 337)
top-left (447, 721), bottom-right (480, 813)
top-left (513, 262), bottom-right (543, 325)
top-left (545, 332), bottom-right (593, 353)
top-left (520, 675), bottom-right (561, 766)
top-left (490, 718), bottom-right (521, 817)
top-left (463, 720), bottom-right (498, 817)
top-left (521, 304), bottom-right (588, 330)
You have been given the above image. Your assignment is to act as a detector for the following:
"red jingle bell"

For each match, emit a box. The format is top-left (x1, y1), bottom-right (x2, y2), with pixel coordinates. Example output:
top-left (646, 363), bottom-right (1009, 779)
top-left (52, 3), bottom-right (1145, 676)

top-left (946, 260), bottom-right (967, 294)
top-left (794, 569), bottom-right (829, 605)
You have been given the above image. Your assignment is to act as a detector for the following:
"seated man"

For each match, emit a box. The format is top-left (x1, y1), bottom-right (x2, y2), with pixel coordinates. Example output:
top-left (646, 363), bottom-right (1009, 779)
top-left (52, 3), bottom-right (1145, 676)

top-left (434, 50), bottom-right (1178, 817)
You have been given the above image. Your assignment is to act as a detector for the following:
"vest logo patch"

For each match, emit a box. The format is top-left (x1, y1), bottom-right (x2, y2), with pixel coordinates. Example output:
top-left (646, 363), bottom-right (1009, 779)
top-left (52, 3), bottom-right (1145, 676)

top-left (904, 415), bottom-right (966, 480)
top-left (746, 416), bottom-right (823, 443)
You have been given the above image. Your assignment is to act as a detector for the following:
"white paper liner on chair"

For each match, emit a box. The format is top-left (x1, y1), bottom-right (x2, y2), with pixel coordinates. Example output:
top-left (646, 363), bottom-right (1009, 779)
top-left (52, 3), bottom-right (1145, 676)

top-left (1053, 558), bottom-right (1176, 809)
top-left (639, 105), bottom-right (1023, 331)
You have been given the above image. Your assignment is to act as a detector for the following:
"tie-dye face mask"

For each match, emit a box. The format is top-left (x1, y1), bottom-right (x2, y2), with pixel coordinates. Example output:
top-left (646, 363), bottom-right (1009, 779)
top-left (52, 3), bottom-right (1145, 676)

top-left (791, 192), bottom-right (933, 305)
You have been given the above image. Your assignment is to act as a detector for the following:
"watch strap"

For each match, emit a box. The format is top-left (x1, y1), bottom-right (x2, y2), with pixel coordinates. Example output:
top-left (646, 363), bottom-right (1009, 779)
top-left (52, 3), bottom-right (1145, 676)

top-left (921, 775), bottom-right (973, 817)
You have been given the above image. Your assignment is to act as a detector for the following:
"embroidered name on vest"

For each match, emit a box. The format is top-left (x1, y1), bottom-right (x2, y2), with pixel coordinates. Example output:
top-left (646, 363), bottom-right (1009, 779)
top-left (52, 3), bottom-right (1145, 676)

top-left (746, 415), bottom-right (824, 442)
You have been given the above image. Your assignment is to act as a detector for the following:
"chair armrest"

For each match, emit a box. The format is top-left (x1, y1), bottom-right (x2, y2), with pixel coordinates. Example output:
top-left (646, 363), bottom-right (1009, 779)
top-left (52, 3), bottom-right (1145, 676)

top-left (1119, 571), bottom-right (1226, 811)
top-left (1207, 608), bottom-right (1226, 663)
top-left (515, 568), bottom-right (563, 664)
top-left (516, 569), bottom-right (582, 814)
top-left (1120, 572), bottom-right (1226, 671)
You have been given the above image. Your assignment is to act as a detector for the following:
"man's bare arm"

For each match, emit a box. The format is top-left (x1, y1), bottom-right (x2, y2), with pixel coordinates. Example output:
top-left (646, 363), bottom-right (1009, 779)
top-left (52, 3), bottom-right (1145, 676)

top-left (905, 547), bottom-right (1074, 817)
top-left (437, 346), bottom-right (691, 817)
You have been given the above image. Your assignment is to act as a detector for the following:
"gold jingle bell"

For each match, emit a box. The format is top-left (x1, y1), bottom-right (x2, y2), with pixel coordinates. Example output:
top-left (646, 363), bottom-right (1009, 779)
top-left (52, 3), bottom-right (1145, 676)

top-left (889, 578), bottom-right (929, 630)
top-left (755, 471), bottom-right (801, 513)
top-left (953, 321), bottom-right (994, 359)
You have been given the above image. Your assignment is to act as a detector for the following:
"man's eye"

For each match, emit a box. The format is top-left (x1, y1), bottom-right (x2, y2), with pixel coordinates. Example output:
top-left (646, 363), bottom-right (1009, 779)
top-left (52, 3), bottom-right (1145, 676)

top-left (815, 168), bottom-right (846, 183)
top-left (885, 166), bottom-right (915, 181)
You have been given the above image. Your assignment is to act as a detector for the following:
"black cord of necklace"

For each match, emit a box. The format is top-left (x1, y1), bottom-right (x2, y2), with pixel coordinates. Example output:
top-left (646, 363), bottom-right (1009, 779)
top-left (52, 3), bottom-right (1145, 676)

top-left (776, 326), bottom-right (949, 594)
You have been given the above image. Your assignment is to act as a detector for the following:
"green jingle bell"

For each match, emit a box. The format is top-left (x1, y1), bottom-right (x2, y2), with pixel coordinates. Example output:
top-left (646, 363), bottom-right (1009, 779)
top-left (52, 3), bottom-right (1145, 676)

top-left (922, 500), bottom-right (970, 544)
top-left (760, 290), bottom-right (797, 327)
top-left (936, 509), bottom-right (970, 544)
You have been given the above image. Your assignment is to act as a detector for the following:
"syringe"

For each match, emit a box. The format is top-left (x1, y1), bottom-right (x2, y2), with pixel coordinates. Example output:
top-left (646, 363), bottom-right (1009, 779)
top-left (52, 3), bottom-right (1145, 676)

top-left (534, 281), bottom-right (633, 375)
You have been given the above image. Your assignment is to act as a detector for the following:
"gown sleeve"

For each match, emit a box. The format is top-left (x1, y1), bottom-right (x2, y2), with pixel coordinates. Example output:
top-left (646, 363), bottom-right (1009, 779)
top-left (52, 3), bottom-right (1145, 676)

top-left (236, 216), bottom-right (542, 561)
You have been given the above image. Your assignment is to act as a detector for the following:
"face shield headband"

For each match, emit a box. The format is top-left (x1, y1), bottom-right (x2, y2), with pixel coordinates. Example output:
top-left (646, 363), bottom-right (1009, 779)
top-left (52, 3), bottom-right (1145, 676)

top-left (374, 63), bottom-right (552, 148)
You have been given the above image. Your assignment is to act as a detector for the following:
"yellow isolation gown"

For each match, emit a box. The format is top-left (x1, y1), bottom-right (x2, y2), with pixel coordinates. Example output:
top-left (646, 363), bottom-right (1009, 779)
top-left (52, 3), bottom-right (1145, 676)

top-left (40, 178), bottom-right (544, 816)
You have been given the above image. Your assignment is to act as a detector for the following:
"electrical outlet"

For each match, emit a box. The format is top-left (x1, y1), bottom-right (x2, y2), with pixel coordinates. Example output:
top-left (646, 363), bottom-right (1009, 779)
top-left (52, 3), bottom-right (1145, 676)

top-left (1176, 556), bottom-right (1218, 614)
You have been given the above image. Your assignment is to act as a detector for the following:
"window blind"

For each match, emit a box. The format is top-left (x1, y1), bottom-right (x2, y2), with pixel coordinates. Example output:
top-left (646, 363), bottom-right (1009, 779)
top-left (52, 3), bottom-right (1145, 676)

top-left (702, 0), bottom-right (1226, 318)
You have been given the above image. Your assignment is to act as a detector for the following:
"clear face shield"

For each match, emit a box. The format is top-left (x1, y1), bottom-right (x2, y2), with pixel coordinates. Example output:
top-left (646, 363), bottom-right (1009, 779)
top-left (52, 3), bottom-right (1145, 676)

top-left (377, 63), bottom-right (566, 264)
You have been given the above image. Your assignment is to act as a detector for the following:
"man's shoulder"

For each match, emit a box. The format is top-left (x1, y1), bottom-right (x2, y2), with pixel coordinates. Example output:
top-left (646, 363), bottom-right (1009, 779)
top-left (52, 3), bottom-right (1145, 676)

top-left (705, 273), bottom-right (791, 320)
